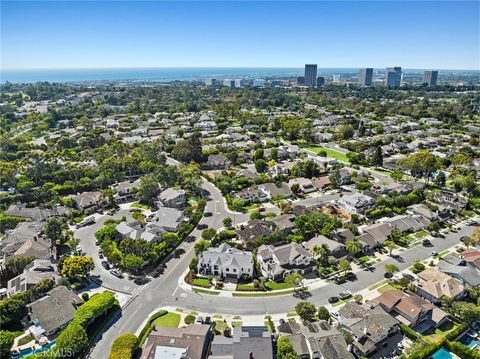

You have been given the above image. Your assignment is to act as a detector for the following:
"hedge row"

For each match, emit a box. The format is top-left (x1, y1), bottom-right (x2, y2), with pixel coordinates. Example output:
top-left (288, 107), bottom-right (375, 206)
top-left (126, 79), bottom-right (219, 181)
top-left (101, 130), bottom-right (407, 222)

top-left (72, 291), bottom-right (116, 327)
top-left (108, 333), bottom-right (138, 359)
top-left (445, 340), bottom-right (480, 359)
top-left (138, 310), bottom-right (168, 345)
top-left (399, 323), bottom-right (423, 341)
top-left (54, 292), bottom-right (117, 357)
top-left (184, 315), bottom-right (196, 325)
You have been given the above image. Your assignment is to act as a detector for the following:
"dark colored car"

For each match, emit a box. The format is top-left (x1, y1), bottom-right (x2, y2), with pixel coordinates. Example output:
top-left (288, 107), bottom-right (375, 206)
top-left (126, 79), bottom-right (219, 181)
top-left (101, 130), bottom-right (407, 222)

top-left (457, 247), bottom-right (465, 253)
top-left (334, 276), bottom-right (346, 284)
top-left (258, 207), bottom-right (266, 212)
top-left (198, 223), bottom-right (208, 230)
top-left (101, 261), bottom-right (111, 270)
top-left (204, 212), bottom-right (213, 217)
top-left (422, 239), bottom-right (432, 246)
top-left (133, 277), bottom-right (150, 285)
top-left (384, 272), bottom-right (393, 278)
top-left (345, 272), bottom-right (356, 281)
top-left (204, 316), bottom-right (212, 324)
top-left (328, 296), bottom-right (340, 304)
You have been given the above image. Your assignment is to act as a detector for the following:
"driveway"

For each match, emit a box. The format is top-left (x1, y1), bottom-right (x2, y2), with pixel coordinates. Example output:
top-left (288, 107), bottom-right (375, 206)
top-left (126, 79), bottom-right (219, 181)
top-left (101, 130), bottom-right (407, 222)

top-left (89, 221), bottom-right (478, 358)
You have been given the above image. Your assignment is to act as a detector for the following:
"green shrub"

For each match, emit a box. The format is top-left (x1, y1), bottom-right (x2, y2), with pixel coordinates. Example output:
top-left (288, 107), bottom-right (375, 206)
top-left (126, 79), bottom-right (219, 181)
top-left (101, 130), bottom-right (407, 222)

top-left (0, 331), bottom-right (15, 358)
top-left (56, 322), bottom-right (89, 357)
top-left (184, 315), bottom-right (196, 325)
top-left (81, 292), bottom-right (90, 301)
top-left (445, 340), bottom-right (480, 359)
top-left (138, 310), bottom-right (168, 345)
top-left (108, 333), bottom-right (138, 359)
top-left (399, 323), bottom-right (422, 340)
top-left (73, 291), bottom-right (116, 327)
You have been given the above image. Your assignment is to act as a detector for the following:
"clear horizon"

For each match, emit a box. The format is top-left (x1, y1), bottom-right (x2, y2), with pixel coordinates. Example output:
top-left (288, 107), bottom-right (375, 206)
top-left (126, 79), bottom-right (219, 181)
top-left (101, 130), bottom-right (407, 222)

top-left (2, 1), bottom-right (479, 71)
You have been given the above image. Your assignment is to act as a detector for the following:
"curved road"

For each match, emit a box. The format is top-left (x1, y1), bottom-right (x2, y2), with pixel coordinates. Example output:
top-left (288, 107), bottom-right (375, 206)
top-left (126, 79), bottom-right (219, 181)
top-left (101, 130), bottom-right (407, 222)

top-left (89, 182), bottom-right (477, 357)
top-left (87, 157), bottom-right (476, 357)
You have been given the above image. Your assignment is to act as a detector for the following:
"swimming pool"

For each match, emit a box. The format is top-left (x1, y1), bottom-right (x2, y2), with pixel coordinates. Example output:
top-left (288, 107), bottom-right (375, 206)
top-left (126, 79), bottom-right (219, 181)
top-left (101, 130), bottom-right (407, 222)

top-left (431, 347), bottom-right (453, 359)
top-left (17, 340), bottom-right (56, 358)
top-left (460, 334), bottom-right (480, 349)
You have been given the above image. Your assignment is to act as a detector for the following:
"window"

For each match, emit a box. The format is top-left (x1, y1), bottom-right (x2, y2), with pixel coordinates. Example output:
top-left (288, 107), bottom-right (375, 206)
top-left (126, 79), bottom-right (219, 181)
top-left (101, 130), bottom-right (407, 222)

top-left (232, 268), bottom-right (236, 272)
top-left (226, 268), bottom-right (229, 272)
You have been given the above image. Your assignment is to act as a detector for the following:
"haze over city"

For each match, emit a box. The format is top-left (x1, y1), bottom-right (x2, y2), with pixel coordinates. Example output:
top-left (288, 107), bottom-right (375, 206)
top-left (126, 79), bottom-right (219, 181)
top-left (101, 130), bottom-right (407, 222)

top-left (2, 1), bottom-right (479, 70)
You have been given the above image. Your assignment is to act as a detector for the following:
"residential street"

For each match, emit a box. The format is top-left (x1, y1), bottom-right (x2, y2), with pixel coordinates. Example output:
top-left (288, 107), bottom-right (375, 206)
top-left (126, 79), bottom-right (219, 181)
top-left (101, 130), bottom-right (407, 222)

top-left (89, 207), bottom-right (477, 358)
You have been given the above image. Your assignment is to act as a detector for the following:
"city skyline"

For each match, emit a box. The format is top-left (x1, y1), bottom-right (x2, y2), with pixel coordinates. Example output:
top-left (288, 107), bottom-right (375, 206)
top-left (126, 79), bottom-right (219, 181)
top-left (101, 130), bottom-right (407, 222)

top-left (2, 1), bottom-right (479, 70)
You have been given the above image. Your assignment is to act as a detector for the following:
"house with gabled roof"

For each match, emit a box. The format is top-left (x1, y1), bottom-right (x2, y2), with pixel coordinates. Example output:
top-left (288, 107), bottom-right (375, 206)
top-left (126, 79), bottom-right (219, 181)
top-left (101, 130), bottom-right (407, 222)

top-left (373, 290), bottom-right (448, 333)
top-left (338, 302), bottom-right (399, 357)
top-left (412, 268), bottom-right (466, 303)
top-left (197, 243), bottom-right (253, 279)
top-left (257, 243), bottom-right (316, 281)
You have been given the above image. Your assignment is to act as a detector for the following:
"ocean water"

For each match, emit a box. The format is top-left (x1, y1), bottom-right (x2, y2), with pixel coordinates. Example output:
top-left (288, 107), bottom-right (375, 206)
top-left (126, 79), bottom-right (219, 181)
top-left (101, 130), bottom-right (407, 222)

top-left (0, 67), bottom-right (361, 84)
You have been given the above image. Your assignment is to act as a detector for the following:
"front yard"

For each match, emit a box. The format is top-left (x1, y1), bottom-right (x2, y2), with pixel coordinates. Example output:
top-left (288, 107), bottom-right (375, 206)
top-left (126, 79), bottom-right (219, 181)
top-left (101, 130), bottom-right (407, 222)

top-left (153, 312), bottom-right (181, 328)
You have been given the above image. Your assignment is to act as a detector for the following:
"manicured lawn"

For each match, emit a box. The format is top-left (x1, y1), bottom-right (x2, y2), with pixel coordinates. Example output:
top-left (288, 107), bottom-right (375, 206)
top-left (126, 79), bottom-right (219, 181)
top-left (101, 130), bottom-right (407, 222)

top-left (192, 278), bottom-right (211, 287)
top-left (414, 230), bottom-right (428, 239)
top-left (18, 334), bottom-right (34, 346)
top-left (264, 281), bottom-right (293, 291)
top-left (193, 288), bottom-right (220, 295)
top-left (304, 145), bottom-right (349, 162)
top-left (153, 312), bottom-right (180, 328)
top-left (369, 279), bottom-right (389, 291)
top-left (377, 284), bottom-right (396, 293)
top-left (424, 321), bottom-right (458, 342)
top-left (131, 202), bottom-right (150, 210)
top-left (232, 289), bottom-right (296, 297)
top-left (237, 283), bottom-right (255, 291)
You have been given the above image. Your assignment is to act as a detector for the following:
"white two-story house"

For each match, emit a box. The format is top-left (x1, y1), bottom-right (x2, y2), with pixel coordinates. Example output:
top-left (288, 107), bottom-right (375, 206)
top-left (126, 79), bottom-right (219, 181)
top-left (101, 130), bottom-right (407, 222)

top-left (197, 243), bottom-right (254, 279)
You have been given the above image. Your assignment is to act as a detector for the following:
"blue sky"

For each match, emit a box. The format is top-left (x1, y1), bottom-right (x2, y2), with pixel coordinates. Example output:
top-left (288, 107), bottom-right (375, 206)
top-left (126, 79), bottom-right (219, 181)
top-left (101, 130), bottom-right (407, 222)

top-left (1, 1), bottom-right (479, 70)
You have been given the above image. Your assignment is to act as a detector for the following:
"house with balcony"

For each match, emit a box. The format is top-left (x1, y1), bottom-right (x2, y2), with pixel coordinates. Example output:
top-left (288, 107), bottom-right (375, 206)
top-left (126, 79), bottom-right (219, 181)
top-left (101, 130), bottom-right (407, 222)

top-left (197, 243), bottom-right (254, 279)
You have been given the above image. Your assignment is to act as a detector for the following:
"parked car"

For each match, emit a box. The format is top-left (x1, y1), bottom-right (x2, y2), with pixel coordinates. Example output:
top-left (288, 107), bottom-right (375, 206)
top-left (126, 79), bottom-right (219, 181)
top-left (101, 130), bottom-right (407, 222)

top-left (79, 215), bottom-right (95, 227)
top-left (467, 219), bottom-right (478, 226)
top-left (422, 239), bottom-right (432, 246)
top-left (133, 277), bottom-right (150, 285)
top-left (98, 249), bottom-right (104, 258)
top-left (334, 276), bottom-right (346, 284)
top-left (431, 251), bottom-right (438, 257)
top-left (457, 247), bottom-right (465, 253)
top-left (402, 273), bottom-right (415, 281)
top-left (204, 316), bottom-right (212, 324)
top-left (198, 223), bottom-right (208, 230)
top-left (339, 291), bottom-right (352, 300)
top-left (384, 272), bottom-right (393, 278)
top-left (328, 296), bottom-right (340, 304)
top-left (76, 245), bottom-right (83, 254)
top-left (195, 316), bottom-right (204, 324)
top-left (101, 261), bottom-right (111, 270)
top-left (204, 212), bottom-right (213, 217)
top-left (345, 272), bottom-right (356, 281)
top-left (258, 207), bottom-right (266, 212)
top-left (110, 268), bottom-right (123, 278)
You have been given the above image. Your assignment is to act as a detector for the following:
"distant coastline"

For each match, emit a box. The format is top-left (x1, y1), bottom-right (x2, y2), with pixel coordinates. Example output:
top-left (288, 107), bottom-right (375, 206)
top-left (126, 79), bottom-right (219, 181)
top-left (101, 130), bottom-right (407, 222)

top-left (1, 67), bottom-right (478, 84)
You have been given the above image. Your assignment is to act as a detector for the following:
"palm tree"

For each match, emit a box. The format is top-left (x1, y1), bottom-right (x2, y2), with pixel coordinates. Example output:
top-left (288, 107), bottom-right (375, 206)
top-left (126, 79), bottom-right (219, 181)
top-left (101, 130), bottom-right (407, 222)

top-left (346, 237), bottom-right (362, 257)
top-left (311, 244), bottom-right (330, 264)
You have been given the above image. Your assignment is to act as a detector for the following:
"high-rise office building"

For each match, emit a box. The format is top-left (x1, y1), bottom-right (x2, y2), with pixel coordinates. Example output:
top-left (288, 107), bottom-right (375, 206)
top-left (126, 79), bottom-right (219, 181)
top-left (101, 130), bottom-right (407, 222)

top-left (316, 77), bottom-right (325, 87)
top-left (358, 68), bottom-right (373, 86)
top-left (333, 74), bottom-right (341, 82)
top-left (205, 78), bottom-right (218, 86)
top-left (223, 79), bottom-right (236, 88)
top-left (423, 70), bottom-right (438, 87)
top-left (304, 64), bottom-right (317, 87)
top-left (253, 79), bottom-right (265, 87)
top-left (297, 76), bottom-right (305, 85)
top-left (385, 67), bottom-right (402, 88)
